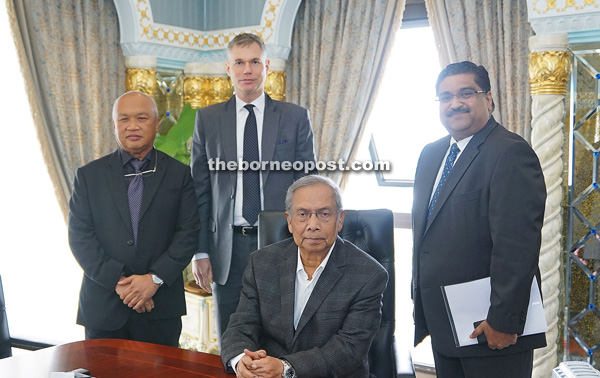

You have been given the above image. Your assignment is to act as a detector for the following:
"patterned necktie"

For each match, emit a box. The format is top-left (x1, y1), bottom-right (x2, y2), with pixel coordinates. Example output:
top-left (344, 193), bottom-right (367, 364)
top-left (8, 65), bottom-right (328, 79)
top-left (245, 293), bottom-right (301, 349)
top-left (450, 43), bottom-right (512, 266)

top-left (242, 104), bottom-right (261, 225)
top-left (427, 143), bottom-right (460, 221)
top-left (128, 159), bottom-right (145, 245)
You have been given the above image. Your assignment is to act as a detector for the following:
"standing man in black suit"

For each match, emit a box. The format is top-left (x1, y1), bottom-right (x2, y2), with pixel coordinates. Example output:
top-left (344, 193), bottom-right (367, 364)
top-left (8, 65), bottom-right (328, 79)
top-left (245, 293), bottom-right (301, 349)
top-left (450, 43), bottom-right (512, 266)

top-left (191, 33), bottom-right (316, 340)
top-left (69, 91), bottom-right (200, 346)
top-left (412, 61), bottom-right (547, 377)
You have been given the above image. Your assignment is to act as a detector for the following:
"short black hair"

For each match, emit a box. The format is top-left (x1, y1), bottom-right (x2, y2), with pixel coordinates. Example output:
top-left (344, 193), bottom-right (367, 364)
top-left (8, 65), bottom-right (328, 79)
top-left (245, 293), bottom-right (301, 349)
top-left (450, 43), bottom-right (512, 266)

top-left (436, 61), bottom-right (494, 112)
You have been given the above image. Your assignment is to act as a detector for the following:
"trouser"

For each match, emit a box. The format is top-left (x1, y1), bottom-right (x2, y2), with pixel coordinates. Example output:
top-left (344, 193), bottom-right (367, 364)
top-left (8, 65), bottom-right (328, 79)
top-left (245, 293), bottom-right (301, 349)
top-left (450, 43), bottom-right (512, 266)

top-left (432, 347), bottom-right (533, 378)
top-left (85, 313), bottom-right (182, 347)
top-left (212, 231), bottom-right (257, 345)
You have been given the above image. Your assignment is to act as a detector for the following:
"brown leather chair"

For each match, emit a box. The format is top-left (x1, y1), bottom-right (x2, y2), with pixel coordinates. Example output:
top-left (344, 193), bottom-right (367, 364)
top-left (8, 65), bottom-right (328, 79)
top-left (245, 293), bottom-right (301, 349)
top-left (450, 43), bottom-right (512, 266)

top-left (258, 209), bottom-right (397, 378)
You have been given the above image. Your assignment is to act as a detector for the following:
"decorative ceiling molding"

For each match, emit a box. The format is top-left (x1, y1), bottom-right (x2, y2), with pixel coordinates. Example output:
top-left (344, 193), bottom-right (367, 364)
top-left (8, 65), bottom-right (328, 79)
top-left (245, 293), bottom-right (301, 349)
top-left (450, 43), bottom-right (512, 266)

top-left (527, 0), bottom-right (600, 36)
top-left (113, 0), bottom-right (302, 68)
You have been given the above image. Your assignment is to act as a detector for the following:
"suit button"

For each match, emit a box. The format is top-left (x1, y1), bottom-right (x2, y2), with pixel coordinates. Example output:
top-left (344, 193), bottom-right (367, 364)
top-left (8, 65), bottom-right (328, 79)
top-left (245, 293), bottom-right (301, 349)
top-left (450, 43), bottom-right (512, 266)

top-left (229, 224), bottom-right (233, 229)
top-left (127, 240), bottom-right (134, 246)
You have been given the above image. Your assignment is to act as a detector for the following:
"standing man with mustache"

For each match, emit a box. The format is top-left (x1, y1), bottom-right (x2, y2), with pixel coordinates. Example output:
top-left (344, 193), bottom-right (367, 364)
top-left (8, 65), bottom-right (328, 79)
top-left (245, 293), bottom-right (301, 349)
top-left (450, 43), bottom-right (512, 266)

top-left (411, 61), bottom-right (547, 377)
top-left (190, 33), bottom-right (316, 345)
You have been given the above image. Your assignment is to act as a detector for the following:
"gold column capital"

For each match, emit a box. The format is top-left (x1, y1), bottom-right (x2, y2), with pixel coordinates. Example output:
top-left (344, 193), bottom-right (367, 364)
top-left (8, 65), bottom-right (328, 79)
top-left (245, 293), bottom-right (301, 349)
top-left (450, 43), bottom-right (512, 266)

top-left (265, 70), bottom-right (286, 101)
top-left (183, 76), bottom-right (233, 108)
top-left (529, 50), bottom-right (570, 96)
top-left (125, 68), bottom-right (157, 97)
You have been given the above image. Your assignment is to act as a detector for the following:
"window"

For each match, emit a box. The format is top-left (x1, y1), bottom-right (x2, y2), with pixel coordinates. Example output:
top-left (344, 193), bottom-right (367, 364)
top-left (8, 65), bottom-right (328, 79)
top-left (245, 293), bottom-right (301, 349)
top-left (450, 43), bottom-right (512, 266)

top-left (0, 2), bottom-right (84, 344)
top-left (343, 23), bottom-right (441, 374)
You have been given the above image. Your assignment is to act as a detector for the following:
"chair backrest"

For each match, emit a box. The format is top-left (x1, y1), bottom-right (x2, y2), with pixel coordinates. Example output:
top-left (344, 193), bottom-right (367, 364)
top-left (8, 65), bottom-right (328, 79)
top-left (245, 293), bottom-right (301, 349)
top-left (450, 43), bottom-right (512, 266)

top-left (0, 275), bottom-right (12, 359)
top-left (258, 209), bottom-right (396, 378)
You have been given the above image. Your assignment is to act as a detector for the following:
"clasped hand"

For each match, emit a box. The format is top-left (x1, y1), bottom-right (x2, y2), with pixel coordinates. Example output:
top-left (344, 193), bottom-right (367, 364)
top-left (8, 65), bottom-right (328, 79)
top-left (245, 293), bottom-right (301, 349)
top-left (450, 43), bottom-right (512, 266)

top-left (236, 349), bottom-right (283, 378)
top-left (115, 274), bottom-right (159, 313)
top-left (470, 320), bottom-right (517, 350)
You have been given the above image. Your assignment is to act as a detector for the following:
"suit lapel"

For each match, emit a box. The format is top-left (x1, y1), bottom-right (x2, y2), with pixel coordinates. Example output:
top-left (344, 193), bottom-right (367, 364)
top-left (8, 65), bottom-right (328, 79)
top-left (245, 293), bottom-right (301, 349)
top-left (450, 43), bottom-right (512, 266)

top-left (106, 150), bottom-right (133, 234)
top-left (425, 118), bottom-right (498, 233)
top-left (221, 97), bottom-right (238, 188)
top-left (139, 150), bottom-right (167, 221)
top-left (279, 243), bottom-right (299, 351)
top-left (293, 237), bottom-right (344, 344)
top-left (413, 137), bottom-right (449, 245)
top-left (261, 94), bottom-right (279, 185)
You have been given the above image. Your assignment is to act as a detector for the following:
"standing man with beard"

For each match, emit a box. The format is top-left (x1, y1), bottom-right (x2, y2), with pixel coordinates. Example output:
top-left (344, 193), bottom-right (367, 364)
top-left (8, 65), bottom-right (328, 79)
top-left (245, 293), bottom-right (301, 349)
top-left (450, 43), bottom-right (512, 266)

top-left (412, 61), bottom-right (547, 377)
top-left (190, 33), bottom-right (316, 343)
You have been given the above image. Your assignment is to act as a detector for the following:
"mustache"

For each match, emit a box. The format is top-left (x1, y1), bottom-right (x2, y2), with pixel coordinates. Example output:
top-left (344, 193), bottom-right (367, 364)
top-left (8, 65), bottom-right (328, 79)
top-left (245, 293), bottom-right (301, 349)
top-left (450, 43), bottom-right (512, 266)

top-left (446, 106), bottom-right (470, 117)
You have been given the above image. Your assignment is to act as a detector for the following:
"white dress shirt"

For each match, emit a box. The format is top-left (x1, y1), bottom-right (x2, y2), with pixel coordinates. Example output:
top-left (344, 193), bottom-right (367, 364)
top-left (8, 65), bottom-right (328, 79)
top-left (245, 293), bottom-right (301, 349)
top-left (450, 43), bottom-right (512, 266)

top-left (429, 135), bottom-right (473, 205)
top-left (233, 93), bottom-right (265, 226)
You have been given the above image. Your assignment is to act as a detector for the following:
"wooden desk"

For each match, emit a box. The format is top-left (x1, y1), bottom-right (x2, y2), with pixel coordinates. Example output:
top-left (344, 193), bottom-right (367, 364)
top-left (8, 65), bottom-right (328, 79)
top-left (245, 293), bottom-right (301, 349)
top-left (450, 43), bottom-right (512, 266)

top-left (0, 339), bottom-right (235, 377)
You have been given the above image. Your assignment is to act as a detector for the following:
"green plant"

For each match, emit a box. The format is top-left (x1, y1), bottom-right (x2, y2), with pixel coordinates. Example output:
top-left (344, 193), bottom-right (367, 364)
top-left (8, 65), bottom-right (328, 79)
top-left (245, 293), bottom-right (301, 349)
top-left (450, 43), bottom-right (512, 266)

top-left (154, 103), bottom-right (196, 165)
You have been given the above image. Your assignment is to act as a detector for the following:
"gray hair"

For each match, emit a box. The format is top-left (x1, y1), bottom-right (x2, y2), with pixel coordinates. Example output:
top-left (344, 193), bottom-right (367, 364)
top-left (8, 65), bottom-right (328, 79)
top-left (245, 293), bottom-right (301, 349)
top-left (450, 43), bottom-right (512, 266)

top-left (227, 33), bottom-right (267, 58)
top-left (285, 175), bottom-right (343, 212)
top-left (112, 91), bottom-right (159, 122)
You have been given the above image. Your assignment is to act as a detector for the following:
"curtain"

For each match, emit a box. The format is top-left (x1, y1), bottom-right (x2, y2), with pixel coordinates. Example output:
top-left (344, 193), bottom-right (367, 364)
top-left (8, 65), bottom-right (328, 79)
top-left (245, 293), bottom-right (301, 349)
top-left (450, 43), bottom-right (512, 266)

top-left (424, 0), bottom-right (533, 140)
top-left (7, 0), bottom-right (125, 219)
top-left (286, 0), bottom-right (406, 186)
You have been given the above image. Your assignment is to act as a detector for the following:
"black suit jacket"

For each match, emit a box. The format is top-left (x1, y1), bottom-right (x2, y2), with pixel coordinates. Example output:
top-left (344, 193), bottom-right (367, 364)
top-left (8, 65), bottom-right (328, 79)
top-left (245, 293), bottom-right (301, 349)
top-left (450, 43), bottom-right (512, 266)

top-left (191, 94), bottom-right (316, 285)
top-left (412, 118), bottom-right (547, 357)
top-left (68, 149), bottom-right (200, 330)
top-left (221, 237), bottom-right (388, 377)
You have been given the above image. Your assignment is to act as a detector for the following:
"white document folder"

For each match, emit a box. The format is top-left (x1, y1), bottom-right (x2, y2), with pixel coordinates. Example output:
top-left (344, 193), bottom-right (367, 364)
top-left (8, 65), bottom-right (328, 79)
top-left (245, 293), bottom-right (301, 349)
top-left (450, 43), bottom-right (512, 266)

top-left (441, 277), bottom-right (548, 347)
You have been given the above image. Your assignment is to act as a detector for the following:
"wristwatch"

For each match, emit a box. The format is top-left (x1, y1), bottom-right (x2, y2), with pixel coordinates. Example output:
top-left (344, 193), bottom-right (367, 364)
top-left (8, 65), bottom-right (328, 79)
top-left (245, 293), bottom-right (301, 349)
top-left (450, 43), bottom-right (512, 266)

top-left (280, 359), bottom-right (296, 378)
top-left (150, 273), bottom-right (164, 287)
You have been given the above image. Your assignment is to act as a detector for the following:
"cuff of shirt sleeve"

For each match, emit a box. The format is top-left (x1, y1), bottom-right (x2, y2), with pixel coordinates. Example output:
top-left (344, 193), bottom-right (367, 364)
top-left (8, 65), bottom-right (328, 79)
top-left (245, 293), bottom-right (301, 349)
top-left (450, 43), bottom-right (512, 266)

top-left (230, 353), bottom-right (244, 374)
top-left (192, 252), bottom-right (209, 261)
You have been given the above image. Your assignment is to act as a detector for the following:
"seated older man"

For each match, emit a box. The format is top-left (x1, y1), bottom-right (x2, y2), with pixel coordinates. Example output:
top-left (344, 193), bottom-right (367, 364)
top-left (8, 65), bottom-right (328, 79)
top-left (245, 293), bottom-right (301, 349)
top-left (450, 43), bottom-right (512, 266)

top-left (220, 175), bottom-right (388, 378)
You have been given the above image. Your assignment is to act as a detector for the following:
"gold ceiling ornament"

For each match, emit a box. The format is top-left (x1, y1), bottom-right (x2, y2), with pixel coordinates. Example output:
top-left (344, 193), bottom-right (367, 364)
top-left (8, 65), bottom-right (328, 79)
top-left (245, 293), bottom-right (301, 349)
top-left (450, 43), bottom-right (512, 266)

top-left (125, 68), bottom-right (157, 97)
top-left (265, 71), bottom-right (286, 101)
top-left (136, 0), bottom-right (280, 48)
top-left (529, 50), bottom-right (570, 96)
top-left (532, 0), bottom-right (598, 14)
top-left (183, 76), bottom-right (233, 109)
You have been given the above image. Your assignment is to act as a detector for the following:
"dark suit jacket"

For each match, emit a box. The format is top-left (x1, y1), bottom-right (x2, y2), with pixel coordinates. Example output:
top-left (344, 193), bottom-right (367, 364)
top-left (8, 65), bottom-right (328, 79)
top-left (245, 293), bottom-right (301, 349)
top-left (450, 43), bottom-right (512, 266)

top-left (190, 94), bottom-right (316, 285)
top-left (68, 149), bottom-right (200, 330)
top-left (221, 236), bottom-right (388, 377)
top-left (412, 117), bottom-right (547, 358)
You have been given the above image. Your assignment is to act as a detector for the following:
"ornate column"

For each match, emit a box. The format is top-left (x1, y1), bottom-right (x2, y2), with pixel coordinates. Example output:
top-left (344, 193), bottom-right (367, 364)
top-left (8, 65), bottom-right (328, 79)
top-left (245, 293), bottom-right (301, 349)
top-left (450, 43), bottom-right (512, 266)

top-left (183, 62), bottom-right (233, 109)
top-left (265, 58), bottom-right (286, 101)
top-left (528, 33), bottom-right (569, 378)
top-left (124, 56), bottom-right (157, 96)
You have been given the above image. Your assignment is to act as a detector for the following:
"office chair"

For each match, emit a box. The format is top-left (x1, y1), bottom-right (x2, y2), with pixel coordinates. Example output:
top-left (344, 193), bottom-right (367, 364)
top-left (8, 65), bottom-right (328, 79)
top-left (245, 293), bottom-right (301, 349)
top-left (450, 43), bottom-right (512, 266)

top-left (258, 209), bottom-right (397, 378)
top-left (0, 275), bottom-right (53, 359)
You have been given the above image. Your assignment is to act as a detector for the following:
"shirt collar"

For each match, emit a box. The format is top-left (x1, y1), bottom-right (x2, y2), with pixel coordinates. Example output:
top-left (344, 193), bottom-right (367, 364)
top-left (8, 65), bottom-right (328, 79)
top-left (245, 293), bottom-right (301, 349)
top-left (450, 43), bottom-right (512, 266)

top-left (235, 92), bottom-right (265, 116)
top-left (119, 147), bottom-right (155, 167)
top-left (296, 241), bottom-right (336, 275)
top-left (451, 135), bottom-right (473, 152)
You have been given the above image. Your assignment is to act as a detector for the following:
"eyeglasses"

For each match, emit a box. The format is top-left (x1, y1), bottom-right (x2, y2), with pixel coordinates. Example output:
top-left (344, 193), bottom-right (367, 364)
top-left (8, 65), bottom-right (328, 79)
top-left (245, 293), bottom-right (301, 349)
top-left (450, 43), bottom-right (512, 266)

top-left (123, 150), bottom-right (158, 178)
top-left (436, 89), bottom-right (487, 103)
top-left (292, 209), bottom-right (340, 223)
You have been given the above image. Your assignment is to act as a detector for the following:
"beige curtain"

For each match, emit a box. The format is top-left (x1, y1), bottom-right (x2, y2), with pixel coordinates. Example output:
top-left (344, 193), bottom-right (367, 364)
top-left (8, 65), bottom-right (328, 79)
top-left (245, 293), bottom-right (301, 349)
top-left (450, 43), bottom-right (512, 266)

top-left (424, 0), bottom-right (533, 140)
top-left (286, 0), bottom-right (406, 186)
top-left (7, 0), bottom-right (125, 219)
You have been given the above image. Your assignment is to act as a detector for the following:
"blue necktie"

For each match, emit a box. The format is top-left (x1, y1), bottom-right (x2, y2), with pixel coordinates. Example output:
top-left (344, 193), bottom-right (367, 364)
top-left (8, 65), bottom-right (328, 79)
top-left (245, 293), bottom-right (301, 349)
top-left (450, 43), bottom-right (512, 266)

top-left (128, 159), bottom-right (145, 245)
top-left (242, 104), bottom-right (261, 225)
top-left (427, 143), bottom-right (460, 221)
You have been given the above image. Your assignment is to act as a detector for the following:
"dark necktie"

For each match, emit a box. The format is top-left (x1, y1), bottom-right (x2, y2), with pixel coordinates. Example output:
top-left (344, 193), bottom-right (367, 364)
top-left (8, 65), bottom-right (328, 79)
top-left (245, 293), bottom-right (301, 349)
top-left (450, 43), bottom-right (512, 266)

top-left (242, 104), bottom-right (261, 225)
top-left (128, 159), bottom-right (145, 245)
top-left (427, 143), bottom-right (460, 221)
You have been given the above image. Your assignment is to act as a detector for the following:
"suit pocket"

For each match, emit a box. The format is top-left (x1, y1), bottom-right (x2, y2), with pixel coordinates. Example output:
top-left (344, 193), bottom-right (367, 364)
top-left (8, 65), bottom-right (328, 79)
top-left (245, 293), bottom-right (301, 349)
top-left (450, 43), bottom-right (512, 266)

top-left (451, 189), bottom-right (481, 206)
